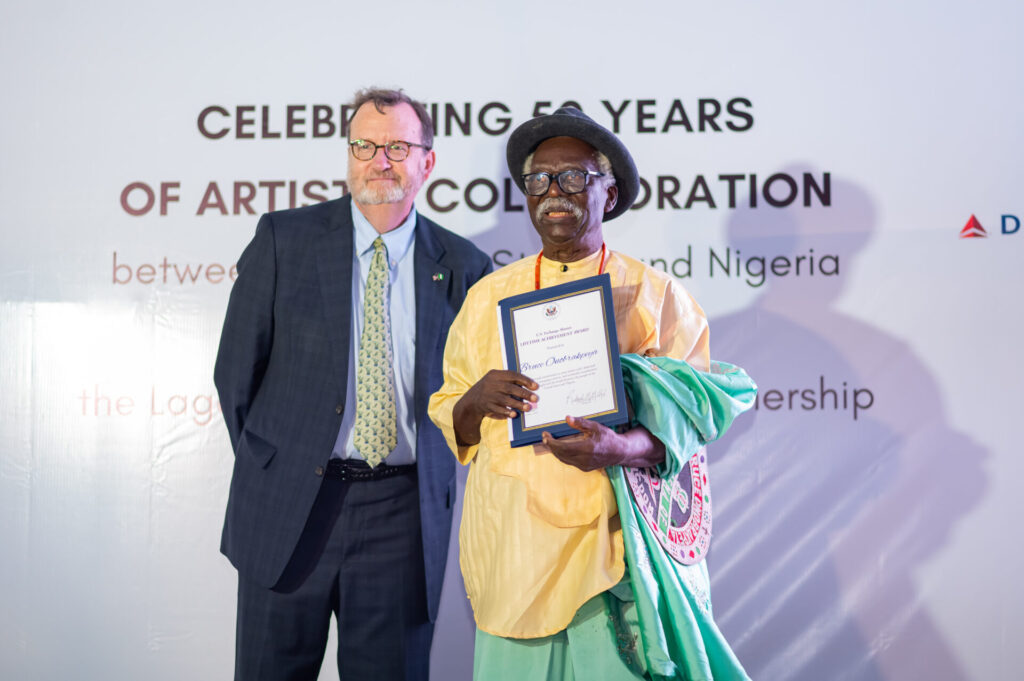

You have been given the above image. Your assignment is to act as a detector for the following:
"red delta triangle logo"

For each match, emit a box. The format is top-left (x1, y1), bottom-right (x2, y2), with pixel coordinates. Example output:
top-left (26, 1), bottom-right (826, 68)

top-left (959, 214), bottom-right (987, 238)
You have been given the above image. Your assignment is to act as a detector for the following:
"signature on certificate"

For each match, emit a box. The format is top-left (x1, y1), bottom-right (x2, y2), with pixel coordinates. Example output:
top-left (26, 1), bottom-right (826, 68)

top-left (566, 388), bottom-right (607, 407)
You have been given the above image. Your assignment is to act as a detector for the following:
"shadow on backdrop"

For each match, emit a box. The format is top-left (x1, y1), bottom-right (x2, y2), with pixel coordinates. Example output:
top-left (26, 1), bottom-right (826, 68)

top-left (706, 169), bottom-right (987, 681)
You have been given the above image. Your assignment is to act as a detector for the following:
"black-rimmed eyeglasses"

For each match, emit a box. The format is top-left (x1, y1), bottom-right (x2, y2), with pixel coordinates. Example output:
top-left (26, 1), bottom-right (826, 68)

top-left (521, 170), bottom-right (605, 196)
top-left (349, 139), bottom-right (431, 162)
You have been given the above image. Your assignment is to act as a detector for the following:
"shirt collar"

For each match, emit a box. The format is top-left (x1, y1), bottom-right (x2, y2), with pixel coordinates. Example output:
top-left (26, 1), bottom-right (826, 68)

top-left (351, 201), bottom-right (418, 262)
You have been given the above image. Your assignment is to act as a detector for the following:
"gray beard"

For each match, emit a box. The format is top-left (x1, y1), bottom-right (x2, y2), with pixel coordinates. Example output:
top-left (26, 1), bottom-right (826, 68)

top-left (350, 181), bottom-right (408, 205)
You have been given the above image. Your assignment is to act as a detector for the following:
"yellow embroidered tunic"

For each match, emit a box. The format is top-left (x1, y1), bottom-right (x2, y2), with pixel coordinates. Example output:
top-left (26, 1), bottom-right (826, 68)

top-left (428, 250), bottom-right (710, 638)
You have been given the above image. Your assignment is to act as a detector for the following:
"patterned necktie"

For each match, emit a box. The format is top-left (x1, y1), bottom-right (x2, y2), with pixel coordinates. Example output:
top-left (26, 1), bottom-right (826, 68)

top-left (353, 237), bottom-right (397, 467)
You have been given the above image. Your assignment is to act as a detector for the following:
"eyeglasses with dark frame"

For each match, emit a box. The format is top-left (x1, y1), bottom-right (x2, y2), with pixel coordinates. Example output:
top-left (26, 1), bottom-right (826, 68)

top-left (348, 139), bottom-right (431, 162)
top-left (521, 169), bottom-right (606, 196)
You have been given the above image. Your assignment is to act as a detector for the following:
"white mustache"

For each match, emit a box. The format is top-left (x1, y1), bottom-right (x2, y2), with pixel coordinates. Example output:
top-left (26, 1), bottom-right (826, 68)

top-left (538, 197), bottom-right (582, 218)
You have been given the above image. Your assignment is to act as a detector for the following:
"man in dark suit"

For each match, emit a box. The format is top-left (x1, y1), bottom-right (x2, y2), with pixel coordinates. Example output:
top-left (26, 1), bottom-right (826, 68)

top-left (214, 87), bottom-right (492, 681)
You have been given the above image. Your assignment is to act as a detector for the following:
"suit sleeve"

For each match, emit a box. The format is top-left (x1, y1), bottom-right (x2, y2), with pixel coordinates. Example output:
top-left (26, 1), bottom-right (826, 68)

top-left (214, 214), bottom-right (277, 452)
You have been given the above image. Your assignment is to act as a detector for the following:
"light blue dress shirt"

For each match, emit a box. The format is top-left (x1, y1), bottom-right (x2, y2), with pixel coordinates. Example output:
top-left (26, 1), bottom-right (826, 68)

top-left (332, 202), bottom-right (418, 465)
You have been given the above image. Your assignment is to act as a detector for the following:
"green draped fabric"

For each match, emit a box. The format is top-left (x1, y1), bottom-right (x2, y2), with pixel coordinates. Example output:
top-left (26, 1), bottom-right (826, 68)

top-left (609, 354), bottom-right (757, 680)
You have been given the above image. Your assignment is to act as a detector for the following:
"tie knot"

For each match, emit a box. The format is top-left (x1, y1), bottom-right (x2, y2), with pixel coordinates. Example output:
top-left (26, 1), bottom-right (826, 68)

top-left (372, 237), bottom-right (387, 257)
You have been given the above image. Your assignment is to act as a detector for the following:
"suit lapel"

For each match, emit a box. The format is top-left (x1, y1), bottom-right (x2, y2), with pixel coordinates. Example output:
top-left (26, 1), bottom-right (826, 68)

top-left (316, 196), bottom-right (355, 395)
top-left (413, 218), bottom-right (451, 420)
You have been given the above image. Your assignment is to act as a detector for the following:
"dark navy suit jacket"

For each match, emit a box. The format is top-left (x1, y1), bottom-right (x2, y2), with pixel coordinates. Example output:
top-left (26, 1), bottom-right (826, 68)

top-left (214, 195), bottom-right (491, 620)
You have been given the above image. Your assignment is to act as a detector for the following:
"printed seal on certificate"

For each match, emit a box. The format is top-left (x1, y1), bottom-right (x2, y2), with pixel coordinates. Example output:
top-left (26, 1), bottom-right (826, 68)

top-left (625, 451), bottom-right (712, 565)
top-left (497, 273), bottom-right (629, 448)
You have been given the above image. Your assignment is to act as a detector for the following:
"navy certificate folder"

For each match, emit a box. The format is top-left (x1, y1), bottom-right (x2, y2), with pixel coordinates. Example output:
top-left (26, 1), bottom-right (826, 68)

top-left (497, 273), bottom-right (628, 447)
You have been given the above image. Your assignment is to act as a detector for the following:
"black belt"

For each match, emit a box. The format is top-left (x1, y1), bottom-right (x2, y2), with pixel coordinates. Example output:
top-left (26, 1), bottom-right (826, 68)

top-left (325, 458), bottom-right (416, 482)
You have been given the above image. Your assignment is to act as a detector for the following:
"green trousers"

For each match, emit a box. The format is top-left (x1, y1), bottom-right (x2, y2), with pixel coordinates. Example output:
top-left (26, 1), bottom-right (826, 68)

top-left (473, 581), bottom-right (649, 681)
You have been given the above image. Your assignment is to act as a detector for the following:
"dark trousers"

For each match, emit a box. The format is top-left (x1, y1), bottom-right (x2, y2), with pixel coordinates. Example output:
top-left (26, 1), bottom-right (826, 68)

top-left (235, 469), bottom-right (432, 681)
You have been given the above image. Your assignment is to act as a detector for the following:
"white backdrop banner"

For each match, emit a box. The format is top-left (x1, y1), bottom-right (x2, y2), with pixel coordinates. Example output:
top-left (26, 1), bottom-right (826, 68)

top-left (2, 2), bottom-right (1021, 680)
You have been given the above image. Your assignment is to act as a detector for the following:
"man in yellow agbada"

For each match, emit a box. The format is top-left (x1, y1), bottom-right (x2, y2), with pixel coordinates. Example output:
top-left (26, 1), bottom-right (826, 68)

top-left (428, 107), bottom-right (755, 680)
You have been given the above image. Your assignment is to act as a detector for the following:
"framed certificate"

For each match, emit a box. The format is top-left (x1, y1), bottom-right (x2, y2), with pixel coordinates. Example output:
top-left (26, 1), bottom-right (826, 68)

top-left (497, 273), bottom-right (628, 447)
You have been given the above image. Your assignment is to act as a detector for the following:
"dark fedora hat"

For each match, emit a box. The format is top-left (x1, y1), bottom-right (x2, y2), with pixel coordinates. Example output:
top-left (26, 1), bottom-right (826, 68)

top-left (506, 106), bottom-right (639, 221)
